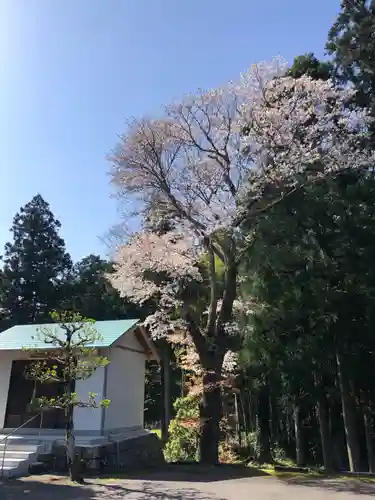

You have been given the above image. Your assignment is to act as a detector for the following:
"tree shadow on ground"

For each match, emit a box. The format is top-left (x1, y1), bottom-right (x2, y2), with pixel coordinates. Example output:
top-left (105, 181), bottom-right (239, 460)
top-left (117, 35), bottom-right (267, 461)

top-left (1, 476), bottom-right (227, 500)
top-left (283, 475), bottom-right (375, 496)
top-left (89, 463), bottom-right (268, 483)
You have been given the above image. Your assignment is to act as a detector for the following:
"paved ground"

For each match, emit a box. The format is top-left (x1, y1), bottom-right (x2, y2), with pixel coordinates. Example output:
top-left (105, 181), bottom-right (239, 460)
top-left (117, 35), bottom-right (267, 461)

top-left (1, 468), bottom-right (375, 500)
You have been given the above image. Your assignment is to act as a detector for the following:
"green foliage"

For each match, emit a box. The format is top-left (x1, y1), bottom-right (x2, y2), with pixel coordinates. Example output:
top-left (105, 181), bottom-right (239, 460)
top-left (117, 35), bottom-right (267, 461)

top-left (26, 311), bottom-right (111, 412)
top-left (144, 349), bottom-right (182, 428)
top-left (144, 361), bottom-right (163, 426)
top-left (244, 431), bottom-right (286, 463)
top-left (327, 0), bottom-right (375, 141)
top-left (238, 170), bottom-right (375, 469)
top-left (235, 16), bottom-right (375, 469)
top-left (164, 396), bottom-right (200, 462)
top-left (0, 198), bottom-right (143, 334)
top-left (199, 251), bottom-right (225, 276)
top-left (150, 428), bottom-right (162, 438)
top-left (287, 53), bottom-right (332, 81)
top-left (61, 254), bottom-right (141, 321)
top-left (245, 431), bottom-right (258, 458)
top-left (1, 194), bottom-right (72, 326)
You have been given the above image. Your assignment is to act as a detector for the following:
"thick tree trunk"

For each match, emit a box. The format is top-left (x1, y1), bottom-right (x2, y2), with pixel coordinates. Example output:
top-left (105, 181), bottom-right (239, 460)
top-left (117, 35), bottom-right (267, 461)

top-left (336, 351), bottom-right (361, 472)
top-left (330, 400), bottom-right (348, 471)
top-left (363, 404), bottom-right (375, 473)
top-left (199, 369), bottom-right (222, 464)
top-left (293, 404), bottom-right (305, 467)
top-left (317, 393), bottom-right (332, 471)
top-left (256, 383), bottom-right (272, 463)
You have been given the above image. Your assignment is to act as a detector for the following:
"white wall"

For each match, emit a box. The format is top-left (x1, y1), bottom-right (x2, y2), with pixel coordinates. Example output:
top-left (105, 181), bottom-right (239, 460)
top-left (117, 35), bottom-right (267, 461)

top-left (0, 328), bottom-right (147, 433)
top-left (0, 352), bottom-right (13, 428)
top-left (0, 349), bottom-right (107, 433)
top-left (104, 330), bottom-right (146, 431)
top-left (73, 366), bottom-right (105, 432)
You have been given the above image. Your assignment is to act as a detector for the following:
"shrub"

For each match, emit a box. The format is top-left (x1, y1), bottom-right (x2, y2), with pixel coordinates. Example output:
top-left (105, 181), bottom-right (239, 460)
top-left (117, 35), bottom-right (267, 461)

top-left (164, 395), bottom-right (200, 462)
top-left (219, 441), bottom-right (239, 463)
top-left (164, 395), bottom-right (242, 464)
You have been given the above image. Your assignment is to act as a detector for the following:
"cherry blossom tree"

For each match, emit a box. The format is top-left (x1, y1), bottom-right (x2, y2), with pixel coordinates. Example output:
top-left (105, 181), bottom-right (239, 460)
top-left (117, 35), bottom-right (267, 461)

top-left (108, 58), bottom-right (374, 464)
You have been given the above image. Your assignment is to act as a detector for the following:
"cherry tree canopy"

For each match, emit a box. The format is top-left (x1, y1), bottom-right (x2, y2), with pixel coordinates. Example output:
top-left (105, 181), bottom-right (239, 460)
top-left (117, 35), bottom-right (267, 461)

top-left (108, 56), bottom-right (374, 371)
top-left (110, 58), bottom-right (373, 239)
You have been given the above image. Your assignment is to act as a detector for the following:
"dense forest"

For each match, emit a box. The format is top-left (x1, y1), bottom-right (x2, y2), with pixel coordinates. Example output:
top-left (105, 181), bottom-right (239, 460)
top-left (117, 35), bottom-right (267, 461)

top-left (2, 0), bottom-right (375, 474)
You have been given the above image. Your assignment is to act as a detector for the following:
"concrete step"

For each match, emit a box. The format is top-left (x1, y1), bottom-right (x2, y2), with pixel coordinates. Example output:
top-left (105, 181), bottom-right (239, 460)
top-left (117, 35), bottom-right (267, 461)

top-left (0, 441), bottom-right (50, 452)
top-left (0, 436), bottom-right (54, 479)
top-left (0, 448), bottom-right (40, 479)
top-left (0, 461), bottom-right (31, 478)
top-left (1, 454), bottom-right (36, 465)
top-left (0, 444), bottom-right (39, 451)
top-left (1, 468), bottom-right (29, 479)
top-left (0, 437), bottom-right (59, 479)
top-left (0, 450), bottom-right (37, 459)
top-left (0, 441), bottom-right (41, 448)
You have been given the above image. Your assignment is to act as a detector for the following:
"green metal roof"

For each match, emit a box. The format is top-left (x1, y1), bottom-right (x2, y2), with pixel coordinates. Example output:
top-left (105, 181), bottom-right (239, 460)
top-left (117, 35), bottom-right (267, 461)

top-left (0, 319), bottom-right (140, 350)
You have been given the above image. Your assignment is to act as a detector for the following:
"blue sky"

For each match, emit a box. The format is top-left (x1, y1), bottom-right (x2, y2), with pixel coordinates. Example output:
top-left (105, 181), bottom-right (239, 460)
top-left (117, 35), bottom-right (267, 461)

top-left (0, 0), bottom-right (341, 262)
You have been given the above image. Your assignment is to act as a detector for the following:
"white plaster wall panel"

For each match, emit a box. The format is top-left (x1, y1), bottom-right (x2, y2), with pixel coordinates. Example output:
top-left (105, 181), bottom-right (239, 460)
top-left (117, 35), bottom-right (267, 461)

top-left (104, 346), bottom-right (145, 430)
top-left (73, 367), bottom-right (105, 432)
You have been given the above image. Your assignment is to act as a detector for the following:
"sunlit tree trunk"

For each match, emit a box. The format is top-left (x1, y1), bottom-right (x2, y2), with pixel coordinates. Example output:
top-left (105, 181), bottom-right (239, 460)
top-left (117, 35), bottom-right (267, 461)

top-left (362, 401), bottom-right (375, 473)
top-left (293, 403), bottom-right (305, 467)
top-left (336, 350), bottom-right (361, 472)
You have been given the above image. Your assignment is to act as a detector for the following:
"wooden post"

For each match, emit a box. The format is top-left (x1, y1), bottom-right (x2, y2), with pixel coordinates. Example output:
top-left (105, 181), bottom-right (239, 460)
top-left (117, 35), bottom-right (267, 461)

top-left (234, 392), bottom-right (242, 447)
top-left (161, 343), bottom-right (171, 442)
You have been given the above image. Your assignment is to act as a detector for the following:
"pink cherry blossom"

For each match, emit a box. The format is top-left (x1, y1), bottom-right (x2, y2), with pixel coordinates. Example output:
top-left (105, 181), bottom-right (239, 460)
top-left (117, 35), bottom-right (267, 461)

top-left (109, 56), bottom-right (374, 378)
top-left (110, 231), bottom-right (201, 304)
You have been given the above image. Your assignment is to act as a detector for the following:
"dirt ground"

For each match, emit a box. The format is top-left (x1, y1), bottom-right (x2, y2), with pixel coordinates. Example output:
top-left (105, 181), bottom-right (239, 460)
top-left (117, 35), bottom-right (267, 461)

top-left (1, 467), bottom-right (375, 500)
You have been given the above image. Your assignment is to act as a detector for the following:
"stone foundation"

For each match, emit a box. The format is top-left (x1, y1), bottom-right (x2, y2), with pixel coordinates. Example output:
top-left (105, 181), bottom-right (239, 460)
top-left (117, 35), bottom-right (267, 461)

top-left (49, 433), bottom-right (164, 473)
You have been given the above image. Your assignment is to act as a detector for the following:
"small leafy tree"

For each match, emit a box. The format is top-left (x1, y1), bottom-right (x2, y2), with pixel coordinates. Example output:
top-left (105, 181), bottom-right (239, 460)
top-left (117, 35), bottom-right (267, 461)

top-left (164, 395), bottom-right (200, 462)
top-left (26, 311), bottom-right (110, 482)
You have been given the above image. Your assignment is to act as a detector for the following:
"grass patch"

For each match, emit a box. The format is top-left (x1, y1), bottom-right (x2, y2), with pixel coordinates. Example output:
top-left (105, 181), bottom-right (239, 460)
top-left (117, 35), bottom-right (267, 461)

top-left (261, 468), bottom-right (321, 478)
top-left (149, 429), bottom-right (162, 438)
top-left (247, 462), bottom-right (375, 484)
top-left (335, 475), bottom-right (375, 483)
